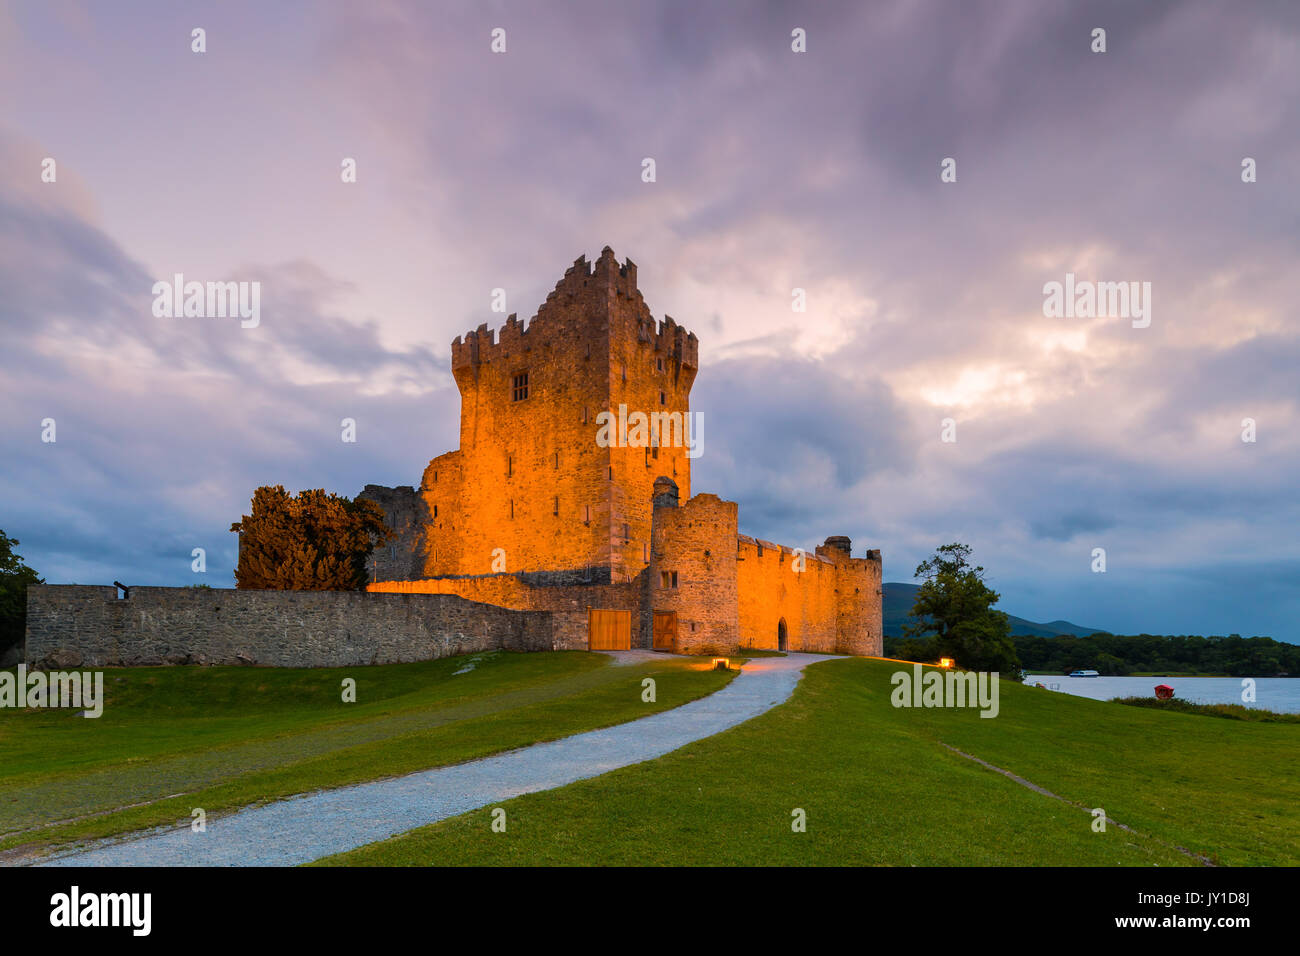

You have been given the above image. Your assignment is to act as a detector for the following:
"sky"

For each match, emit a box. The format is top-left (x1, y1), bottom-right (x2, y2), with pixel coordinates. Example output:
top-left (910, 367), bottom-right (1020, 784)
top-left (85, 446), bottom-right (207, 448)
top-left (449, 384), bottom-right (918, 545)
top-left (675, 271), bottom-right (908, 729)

top-left (1, 0), bottom-right (1298, 641)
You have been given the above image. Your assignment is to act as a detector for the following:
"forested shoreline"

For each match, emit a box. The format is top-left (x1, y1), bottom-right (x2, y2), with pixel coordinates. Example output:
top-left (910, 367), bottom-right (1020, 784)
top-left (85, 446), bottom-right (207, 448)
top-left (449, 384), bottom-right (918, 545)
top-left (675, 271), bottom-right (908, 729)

top-left (883, 632), bottom-right (1298, 677)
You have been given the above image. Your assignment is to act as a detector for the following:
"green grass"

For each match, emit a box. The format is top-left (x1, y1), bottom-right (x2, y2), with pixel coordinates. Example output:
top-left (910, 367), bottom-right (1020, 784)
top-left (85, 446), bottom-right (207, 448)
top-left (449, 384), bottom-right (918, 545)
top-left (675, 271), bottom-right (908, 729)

top-left (1112, 696), bottom-right (1300, 723)
top-left (318, 658), bottom-right (1299, 866)
top-left (0, 651), bottom-right (732, 858)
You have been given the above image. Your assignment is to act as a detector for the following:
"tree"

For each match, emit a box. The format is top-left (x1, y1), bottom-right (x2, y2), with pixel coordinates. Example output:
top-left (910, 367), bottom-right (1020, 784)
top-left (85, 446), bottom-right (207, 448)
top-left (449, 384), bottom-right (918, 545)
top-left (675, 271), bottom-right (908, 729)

top-left (904, 542), bottom-right (1021, 677)
top-left (0, 531), bottom-right (43, 659)
top-left (230, 486), bottom-right (392, 591)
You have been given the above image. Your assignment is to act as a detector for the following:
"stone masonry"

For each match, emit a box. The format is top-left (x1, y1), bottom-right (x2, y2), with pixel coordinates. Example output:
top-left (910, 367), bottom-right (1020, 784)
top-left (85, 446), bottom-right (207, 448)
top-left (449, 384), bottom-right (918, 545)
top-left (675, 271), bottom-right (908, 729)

top-left (23, 585), bottom-right (555, 668)
top-left (20, 249), bottom-right (881, 667)
top-left (364, 248), bottom-right (883, 656)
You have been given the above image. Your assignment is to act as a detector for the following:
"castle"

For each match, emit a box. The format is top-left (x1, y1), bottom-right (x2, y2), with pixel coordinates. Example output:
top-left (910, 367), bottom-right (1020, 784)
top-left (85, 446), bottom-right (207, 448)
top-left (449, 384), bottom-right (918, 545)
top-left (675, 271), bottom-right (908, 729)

top-left (361, 247), bottom-right (883, 656)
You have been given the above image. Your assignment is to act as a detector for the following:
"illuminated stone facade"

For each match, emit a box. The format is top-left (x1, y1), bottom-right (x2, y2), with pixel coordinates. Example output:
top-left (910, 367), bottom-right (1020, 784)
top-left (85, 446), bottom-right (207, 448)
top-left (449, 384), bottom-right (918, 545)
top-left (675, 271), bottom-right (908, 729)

top-left (364, 248), bottom-right (881, 655)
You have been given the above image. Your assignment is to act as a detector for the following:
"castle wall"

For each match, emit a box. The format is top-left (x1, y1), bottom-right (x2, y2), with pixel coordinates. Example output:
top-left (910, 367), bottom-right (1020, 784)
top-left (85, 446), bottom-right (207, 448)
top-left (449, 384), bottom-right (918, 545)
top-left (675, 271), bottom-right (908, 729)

top-left (736, 538), bottom-right (840, 652)
top-left (369, 572), bottom-right (642, 651)
top-left (23, 585), bottom-right (554, 668)
top-left (736, 537), bottom-right (884, 655)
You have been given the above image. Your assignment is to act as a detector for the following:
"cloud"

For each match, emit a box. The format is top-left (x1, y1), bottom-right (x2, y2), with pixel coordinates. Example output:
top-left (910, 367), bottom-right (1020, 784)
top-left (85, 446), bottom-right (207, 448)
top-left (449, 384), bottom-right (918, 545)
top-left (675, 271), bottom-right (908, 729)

top-left (692, 354), bottom-right (915, 545)
top-left (2, 1), bottom-right (1298, 641)
top-left (0, 165), bottom-right (452, 587)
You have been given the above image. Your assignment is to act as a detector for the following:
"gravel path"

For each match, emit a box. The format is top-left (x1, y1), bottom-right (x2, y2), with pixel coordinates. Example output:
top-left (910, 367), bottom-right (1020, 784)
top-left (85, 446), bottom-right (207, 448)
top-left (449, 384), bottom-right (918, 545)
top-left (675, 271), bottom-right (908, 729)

top-left (38, 652), bottom-right (838, 867)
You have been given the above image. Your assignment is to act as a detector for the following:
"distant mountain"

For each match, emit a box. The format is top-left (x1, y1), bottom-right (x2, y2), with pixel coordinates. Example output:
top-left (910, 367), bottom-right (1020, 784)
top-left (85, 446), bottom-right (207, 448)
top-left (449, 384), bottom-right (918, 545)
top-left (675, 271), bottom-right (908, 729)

top-left (883, 582), bottom-right (1103, 639)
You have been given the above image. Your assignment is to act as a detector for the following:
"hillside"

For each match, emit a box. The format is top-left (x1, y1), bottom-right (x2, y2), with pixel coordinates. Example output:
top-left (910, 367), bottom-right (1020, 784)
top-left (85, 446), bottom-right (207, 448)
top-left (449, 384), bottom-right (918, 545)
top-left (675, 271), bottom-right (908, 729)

top-left (883, 582), bottom-right (1102, 639)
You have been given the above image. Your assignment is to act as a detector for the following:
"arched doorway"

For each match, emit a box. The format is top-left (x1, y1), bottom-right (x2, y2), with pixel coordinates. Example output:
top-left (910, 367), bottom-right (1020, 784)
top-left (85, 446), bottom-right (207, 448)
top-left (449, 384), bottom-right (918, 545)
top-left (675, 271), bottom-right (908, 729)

top-left (777, 618), bottom-right (788, 651)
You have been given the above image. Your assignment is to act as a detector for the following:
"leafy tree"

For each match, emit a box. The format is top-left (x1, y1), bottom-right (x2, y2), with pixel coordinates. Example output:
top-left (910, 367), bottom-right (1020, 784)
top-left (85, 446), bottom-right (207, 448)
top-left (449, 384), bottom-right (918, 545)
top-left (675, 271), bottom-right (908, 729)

top-left (0, 531), bottom-right (43, 659)
top-left (997, 632), bottom-right (1298, 676)
top-left (904, 542), bottom-right (1021, 677)
top-left (230, 486), bottom-right (392, 591)
top-left (890, 635), bottom-right (939, 663)
top-left (892, 625), bottom-right (1299, 676)
top-left (1093, 651), bottom-right (1125, 675)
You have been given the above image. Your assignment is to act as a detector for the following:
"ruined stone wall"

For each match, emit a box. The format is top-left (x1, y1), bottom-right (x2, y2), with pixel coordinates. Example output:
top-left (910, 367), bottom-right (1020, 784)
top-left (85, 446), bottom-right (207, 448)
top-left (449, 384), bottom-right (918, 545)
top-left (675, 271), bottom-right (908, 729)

top-left (358, 484), bottom-right (429, 582)
top-left (23, 585), bottom-right (553, 668)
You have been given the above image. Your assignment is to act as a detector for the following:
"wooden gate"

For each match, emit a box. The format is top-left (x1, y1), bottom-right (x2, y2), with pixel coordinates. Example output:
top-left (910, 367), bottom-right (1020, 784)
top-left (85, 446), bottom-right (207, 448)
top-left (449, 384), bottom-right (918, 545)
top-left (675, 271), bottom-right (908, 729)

top-left (588, 609), bottom-right (632, 650)
top-left (652, 611), bottom-right (677, 651)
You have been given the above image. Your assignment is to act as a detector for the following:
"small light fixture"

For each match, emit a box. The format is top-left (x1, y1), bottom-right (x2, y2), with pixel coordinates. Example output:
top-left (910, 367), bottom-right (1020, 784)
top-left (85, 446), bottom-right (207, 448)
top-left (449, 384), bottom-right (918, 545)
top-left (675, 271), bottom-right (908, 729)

top-left (939, 657), bottom-right (954, 669)
top-left (712, 658), bottom-right (729, 671)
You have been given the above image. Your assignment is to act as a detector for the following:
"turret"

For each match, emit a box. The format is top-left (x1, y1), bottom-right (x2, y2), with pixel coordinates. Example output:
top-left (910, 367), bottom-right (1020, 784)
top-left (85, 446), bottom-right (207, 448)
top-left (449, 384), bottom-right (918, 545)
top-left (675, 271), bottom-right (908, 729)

top-left (652, 475), bottom-right (680, 509)
top-left (823, 535), bottom-right (852, 555)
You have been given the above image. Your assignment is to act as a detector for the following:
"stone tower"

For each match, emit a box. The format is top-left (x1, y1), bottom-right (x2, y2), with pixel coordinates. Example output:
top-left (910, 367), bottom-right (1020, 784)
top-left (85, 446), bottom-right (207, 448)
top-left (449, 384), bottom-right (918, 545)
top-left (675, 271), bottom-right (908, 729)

top-left (407, 247), bottom-right (699, 583)
top-left (362, 247), bottom-right (883, 658)
top-left (646, 477), bottom-right (740, 652)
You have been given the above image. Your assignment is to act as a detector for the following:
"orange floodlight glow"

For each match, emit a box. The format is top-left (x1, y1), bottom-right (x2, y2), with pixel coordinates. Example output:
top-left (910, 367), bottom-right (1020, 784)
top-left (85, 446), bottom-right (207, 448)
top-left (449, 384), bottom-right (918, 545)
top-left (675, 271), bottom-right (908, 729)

top-left (712, 658), bottom-right (730, 671)
top-left (939, 657), bottom-right (955, 669)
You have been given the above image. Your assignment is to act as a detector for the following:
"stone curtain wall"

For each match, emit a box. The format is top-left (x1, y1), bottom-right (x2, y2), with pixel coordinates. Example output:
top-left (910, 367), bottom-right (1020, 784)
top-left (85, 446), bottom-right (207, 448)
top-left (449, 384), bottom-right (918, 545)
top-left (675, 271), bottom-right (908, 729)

top-left (735, 537), bottom-right (884, 656)
top-left (369, 572), bottom-right (643, 650)
top-left (23, 585), bottom-right (553, 668)
top-left (736, 536), bottom-right (841, 652)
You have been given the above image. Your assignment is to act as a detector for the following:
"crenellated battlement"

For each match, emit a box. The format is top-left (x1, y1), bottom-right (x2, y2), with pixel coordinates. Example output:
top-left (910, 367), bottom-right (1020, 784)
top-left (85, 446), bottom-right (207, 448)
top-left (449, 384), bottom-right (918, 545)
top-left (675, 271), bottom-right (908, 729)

top-left (534, 245), bottom-right (642, 315)
top-left (650, 315), bottom-right (699, 370)
top-left (450, 247), bottom-right (698, 373)
top-left (450, 314), bottom-right (539, 373)
top-left (450, 323), bottom-right (490, 370)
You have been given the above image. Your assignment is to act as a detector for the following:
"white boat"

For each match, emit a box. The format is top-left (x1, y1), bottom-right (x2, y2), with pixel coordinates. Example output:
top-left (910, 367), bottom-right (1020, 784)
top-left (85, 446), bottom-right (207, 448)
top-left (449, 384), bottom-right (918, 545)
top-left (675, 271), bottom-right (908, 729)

top-left (1068, 669), bottom-right (1100, 677)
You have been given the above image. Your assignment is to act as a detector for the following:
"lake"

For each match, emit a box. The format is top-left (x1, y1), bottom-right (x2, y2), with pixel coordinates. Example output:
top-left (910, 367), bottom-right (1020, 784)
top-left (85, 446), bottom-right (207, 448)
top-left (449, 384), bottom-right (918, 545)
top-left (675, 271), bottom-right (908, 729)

top-left (1022, 675), bottom-right (1300, 714)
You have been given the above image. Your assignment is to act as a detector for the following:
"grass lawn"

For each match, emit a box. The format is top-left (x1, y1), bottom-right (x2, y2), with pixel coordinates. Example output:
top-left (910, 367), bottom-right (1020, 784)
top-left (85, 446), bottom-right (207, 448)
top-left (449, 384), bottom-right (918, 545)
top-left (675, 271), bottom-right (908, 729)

top-left (318, 657), bottom-right (1298, 866)
top-left (1113, 696), bottom-right (1300, 722)
top-left (0, 651), bottom-right (731, 858)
